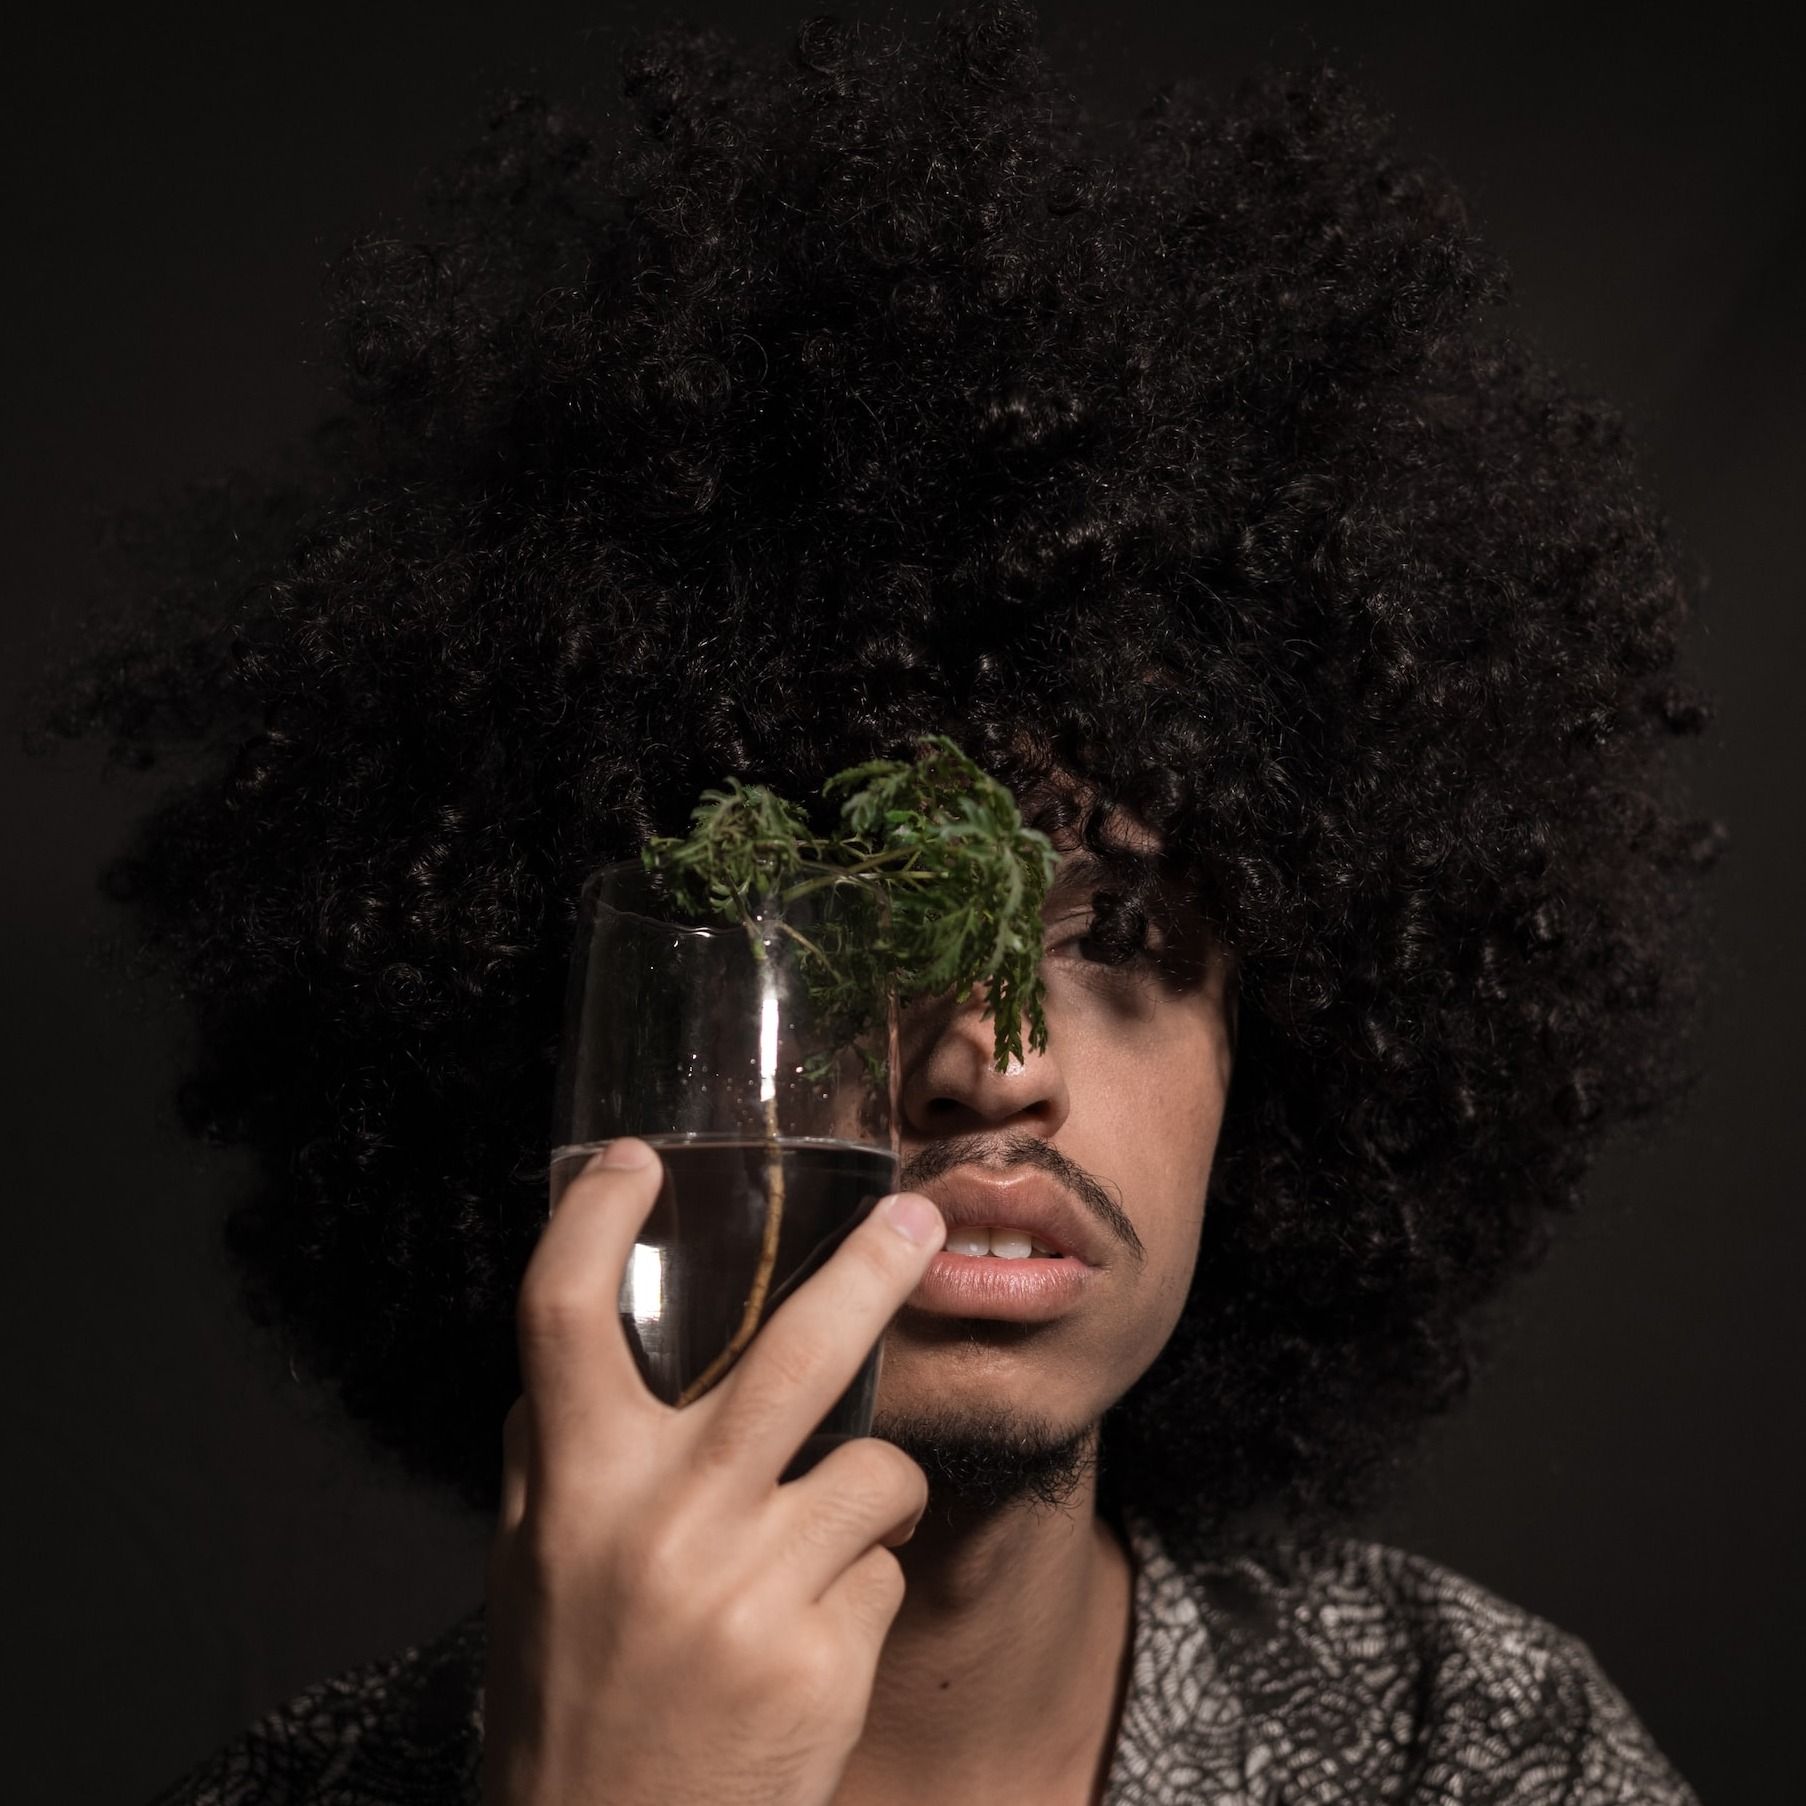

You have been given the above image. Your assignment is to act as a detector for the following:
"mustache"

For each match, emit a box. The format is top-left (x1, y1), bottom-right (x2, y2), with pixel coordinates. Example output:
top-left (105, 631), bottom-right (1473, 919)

top-left (899, 1130), bottom-right (1145, 1262)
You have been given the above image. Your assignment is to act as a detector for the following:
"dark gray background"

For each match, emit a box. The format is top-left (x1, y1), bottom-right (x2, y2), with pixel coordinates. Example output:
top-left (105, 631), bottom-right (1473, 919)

top-left (3, 3), bottom-right (1799, 1800)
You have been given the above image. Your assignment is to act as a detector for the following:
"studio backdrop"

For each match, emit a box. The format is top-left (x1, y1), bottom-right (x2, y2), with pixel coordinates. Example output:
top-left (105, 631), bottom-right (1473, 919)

top-left (3, 3), bottom-right (1798, 1801)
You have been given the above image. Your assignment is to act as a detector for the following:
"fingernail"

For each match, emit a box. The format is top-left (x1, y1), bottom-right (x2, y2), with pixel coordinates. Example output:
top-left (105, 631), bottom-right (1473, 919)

top-left (882, 1192), bottom-right (942, 1245)
top-left (592, 1138), bottom-right (656, 1171)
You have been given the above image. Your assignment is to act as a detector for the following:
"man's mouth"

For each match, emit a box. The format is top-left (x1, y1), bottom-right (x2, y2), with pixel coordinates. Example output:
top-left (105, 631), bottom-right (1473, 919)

top-left (913, 1167), bottom-right (1105, 1266)
top-left (940, 1224), bottom-right (1065, 1259)
top-left (904, 1240), bottom-right (1096, 1321)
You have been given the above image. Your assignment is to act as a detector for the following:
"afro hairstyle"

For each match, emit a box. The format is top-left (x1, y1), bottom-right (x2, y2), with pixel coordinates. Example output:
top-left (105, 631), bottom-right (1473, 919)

top-left (32, 0), bottom-right (1721, 1547)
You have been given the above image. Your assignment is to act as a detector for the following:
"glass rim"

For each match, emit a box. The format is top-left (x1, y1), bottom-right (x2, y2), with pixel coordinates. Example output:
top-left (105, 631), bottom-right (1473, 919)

top-left (578, 857), bottom-right (736, 937)
top-left (578, 857), bottom-right (856, 937)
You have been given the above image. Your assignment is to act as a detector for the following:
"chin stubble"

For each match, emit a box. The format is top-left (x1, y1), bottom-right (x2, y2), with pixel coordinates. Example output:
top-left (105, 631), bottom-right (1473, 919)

top-left (871, 1398), bottom-right (1099, 1523)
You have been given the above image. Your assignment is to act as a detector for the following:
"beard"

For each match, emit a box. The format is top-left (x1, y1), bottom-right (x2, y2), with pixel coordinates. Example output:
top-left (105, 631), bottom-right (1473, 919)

top-left (871, 1395), bottom-right (1099, 1527)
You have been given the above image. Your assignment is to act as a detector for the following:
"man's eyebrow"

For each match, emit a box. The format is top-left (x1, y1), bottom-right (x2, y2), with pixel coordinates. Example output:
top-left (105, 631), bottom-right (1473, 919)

top-left (1046, 846), bottom-right (1165, 897)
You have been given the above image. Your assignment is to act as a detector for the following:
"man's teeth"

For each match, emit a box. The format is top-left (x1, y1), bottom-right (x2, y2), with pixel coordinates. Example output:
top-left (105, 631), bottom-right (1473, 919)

top-left (944, 1226), bottom-right (1060, 1259)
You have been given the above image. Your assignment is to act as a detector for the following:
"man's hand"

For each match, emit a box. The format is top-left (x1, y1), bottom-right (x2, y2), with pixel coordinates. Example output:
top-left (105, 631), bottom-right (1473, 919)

top-left (482, 1137), bottom-right (946, 1806)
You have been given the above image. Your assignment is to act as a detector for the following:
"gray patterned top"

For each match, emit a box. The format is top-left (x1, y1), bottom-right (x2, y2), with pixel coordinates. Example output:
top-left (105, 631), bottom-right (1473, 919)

top-left (149, 1505), bottom-right (1697, 1804)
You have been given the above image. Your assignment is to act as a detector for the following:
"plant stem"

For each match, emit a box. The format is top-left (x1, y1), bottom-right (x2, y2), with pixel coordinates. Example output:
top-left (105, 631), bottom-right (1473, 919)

top-left (674, 918), bottom-right (788, 1406)
top-left (772, 917), bottom-right (831, 969)
top-left (776, 853), bottom-right (945, 905)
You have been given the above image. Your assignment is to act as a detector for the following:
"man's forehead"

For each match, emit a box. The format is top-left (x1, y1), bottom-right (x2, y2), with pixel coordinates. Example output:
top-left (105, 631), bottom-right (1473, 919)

top-left (1016, 768), bottom-right (1162, 856)
top-left (1000, 764), bottom-right (1181, 892)
top-left (1040, 798), bottom-right (1165, 862)
top-left (1045, 820), bottom-right (1172, 903)
top-left (1054, 811), bottom-right (1163, 857)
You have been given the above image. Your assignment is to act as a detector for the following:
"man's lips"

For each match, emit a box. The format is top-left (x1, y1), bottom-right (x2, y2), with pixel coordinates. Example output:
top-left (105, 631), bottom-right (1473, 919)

top-left (905, 1243), bottom-right (1095, 1321)
top-left (911, 1169), bottom-right (1109, 1268)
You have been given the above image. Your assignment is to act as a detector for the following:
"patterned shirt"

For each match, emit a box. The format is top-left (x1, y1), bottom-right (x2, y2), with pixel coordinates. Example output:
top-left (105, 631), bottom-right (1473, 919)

top-left (148, 1504), bottom-right (1697, 1804)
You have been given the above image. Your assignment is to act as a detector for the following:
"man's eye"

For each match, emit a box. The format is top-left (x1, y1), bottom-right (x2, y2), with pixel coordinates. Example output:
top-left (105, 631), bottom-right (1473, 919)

top-left (1048, 906), bottom-right (1161, 969)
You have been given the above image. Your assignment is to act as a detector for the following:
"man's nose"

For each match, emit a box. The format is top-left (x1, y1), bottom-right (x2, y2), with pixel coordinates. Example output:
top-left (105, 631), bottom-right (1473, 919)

top-left (897, 987), bottom-right (1069, 1137)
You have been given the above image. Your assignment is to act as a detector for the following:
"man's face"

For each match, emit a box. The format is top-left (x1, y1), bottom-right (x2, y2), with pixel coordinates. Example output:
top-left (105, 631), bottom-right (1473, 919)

top-left (872, 824), bottom-right (1237, 1518)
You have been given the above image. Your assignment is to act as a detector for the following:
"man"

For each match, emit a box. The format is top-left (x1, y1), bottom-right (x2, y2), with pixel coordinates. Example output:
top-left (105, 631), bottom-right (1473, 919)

top-left (45, 3), bottom-right (1714, 1800)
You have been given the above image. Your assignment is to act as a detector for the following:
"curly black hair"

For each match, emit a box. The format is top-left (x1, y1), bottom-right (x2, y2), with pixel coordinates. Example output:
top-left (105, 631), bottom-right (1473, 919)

top-left (31, 0), bottom-right (1720, 1548)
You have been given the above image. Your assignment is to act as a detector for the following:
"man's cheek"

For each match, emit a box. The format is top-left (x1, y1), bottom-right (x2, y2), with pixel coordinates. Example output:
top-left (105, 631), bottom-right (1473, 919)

top-left (1144, 1161), bottom-right (1209, 1300)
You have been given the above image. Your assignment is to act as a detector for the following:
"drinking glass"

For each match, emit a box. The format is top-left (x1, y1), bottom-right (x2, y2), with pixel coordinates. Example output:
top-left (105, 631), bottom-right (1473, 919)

top-left (551, 859), bottom-right (901, 1481)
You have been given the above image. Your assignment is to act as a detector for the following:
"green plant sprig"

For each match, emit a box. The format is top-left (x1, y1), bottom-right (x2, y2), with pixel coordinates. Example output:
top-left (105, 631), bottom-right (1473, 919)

top-left (639, 737), bottom-right (1054, 1407)
top-left (642, 735), bottom-right (1057, 1069)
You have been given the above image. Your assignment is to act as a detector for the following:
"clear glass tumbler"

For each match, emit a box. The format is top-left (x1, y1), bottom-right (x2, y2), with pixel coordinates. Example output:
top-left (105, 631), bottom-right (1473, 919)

top-left (551, 859), bottom-right (900, 1481)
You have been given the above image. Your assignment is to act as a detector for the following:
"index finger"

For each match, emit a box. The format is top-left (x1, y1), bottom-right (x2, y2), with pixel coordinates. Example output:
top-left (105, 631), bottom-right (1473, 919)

top-left (697, 1191), bottom-right (946, 1481)
top-left (515, 1139), bottom-right (666, 1452)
